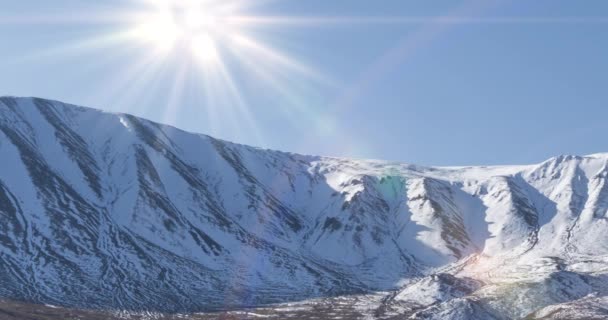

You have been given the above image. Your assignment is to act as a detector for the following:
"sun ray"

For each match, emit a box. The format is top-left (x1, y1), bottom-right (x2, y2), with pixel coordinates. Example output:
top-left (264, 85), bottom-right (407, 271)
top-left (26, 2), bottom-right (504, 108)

top-left (193, 54), bottom-right (261, 144)
top-left (225, 15), bottom-right (608, 27)
top-left (161, 58), bottom-right (190, 126)
top-left (228, 33), bottom-right (335, 86)
top-left (80, 53), bottom-right (171, 137)
top-left (4, 0), bottom-right (349, 148)
top-left (4, 29), bottom-right (140, 68)
top-left (87, 45), bottom-right (173, 116)
top-left (225, 45), bottom-right (310, 116)
top-left (211, 59), bottom-right (266, 145)
top-left (224, 42), bottom-right (344, 146)
top-left (0, 11), bottom-right (139, 26)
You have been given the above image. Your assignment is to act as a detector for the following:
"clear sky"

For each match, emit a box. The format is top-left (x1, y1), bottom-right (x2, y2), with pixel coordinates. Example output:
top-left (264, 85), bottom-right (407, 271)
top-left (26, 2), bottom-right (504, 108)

top-left (1, 0), bottom-right (607, 166)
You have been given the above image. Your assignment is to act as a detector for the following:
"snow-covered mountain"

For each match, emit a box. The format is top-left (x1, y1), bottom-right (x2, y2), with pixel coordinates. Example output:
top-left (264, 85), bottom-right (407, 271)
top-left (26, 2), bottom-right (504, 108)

top-left (1, 97), bottom-right (607, 319)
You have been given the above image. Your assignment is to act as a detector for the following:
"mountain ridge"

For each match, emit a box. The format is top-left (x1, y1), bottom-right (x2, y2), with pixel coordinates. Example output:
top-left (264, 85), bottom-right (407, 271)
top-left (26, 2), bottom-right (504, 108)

top-left (5, 95), bottom-right (591, 168)
top-left (1, 96), bottom-right (608, 319)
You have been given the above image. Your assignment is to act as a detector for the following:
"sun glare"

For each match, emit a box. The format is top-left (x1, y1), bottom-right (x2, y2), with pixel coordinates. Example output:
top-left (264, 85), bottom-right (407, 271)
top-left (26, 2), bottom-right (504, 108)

top-left (89, 0), bottom-right (333, 145)
top-left (133, 0), bottom-right (228, 64)
top-left (191, 33), bottom-right (219, 63)
top-left (134, 9), bottom-right (180, 50)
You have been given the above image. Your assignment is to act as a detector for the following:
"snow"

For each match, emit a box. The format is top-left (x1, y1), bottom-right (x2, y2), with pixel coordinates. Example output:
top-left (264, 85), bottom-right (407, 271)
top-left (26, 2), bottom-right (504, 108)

top-left (1, 96), bottom-right (608, 319)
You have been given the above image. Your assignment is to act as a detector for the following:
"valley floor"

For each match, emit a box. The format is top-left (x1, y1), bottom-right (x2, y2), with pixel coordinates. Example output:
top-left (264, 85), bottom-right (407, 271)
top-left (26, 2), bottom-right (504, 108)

top-left (4, 292), bottom-right (608, 320)
top-left (0, 296), bottom-right (384, 320)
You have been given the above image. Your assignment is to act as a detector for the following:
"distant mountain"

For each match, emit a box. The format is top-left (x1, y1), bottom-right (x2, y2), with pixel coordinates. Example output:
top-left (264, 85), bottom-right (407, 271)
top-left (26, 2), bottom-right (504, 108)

top-left (1, 97), bottom-right (608, 319)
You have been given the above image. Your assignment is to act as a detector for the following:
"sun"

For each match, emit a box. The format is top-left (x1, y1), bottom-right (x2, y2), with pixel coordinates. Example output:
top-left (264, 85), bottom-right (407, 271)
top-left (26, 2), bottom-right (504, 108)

top-left (134, 9), bottom-right (180, 50)
top-left (133, 0), bottom-right (230, 65)
top-left (3, 0), bottom-right (341, 150)
top-left (114, 0), bottom-right (332, 144)
top-left (129, 0), bottom-right (331, 79)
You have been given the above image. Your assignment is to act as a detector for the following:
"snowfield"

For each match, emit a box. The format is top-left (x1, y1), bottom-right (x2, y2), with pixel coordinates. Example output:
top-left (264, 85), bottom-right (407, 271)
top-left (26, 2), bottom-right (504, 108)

top-left (1, 97), bottom-right (608, 319)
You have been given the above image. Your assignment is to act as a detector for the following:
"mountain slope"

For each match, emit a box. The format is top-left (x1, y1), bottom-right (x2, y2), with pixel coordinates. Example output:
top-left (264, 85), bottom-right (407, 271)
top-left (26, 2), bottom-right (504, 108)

top-left (1, 97), bottom-right (607, 318)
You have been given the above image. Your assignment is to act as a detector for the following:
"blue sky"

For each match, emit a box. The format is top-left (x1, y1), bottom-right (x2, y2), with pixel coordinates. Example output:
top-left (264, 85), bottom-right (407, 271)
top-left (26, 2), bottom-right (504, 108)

top-left (1, 0), bottom-right (607, 166)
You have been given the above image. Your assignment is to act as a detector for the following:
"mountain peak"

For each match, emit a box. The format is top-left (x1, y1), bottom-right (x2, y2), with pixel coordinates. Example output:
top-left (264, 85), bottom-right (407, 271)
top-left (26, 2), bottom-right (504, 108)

top-left (1, 97), bottom-right (608, 318)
